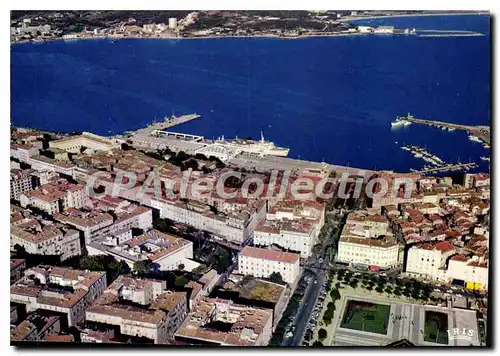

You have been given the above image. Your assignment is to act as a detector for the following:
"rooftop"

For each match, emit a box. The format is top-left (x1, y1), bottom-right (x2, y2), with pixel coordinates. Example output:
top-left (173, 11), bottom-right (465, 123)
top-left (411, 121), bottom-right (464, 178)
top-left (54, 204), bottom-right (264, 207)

top-left (240, 246), bottom-right (300, 264)
top-left (11, 266), bottom-right (106, 308)
top-left (175, 298), bottom-right (273, 346)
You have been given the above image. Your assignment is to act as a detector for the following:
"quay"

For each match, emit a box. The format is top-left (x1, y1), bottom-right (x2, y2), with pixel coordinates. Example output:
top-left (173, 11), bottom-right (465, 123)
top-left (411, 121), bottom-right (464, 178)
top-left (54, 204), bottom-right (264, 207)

top-left (394, 114), bottom-right (490, 145)
top-left (129, 113), bottom-right (201, 137)
top-left (410, 162), bottom-right (478, 175)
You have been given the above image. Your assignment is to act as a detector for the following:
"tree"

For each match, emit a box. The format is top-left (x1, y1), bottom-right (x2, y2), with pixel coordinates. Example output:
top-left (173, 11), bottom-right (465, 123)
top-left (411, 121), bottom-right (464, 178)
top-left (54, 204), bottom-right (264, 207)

top-left (330, 288), bottom-right (341, 301)
top-left (174, 276), bottom-right (189, 287)
top-left (134, 260), bottom-right (151, 274)
top-left (13, 244), bottom-right (27, 258)
top-left (318, 329), bottom-right (327, 340)
top-left (78, 255), bottom-right (130, 285)
top-left (349, 279), bottom-right (359, 289)
top-left (241, 274), bottom-right (254, 285)
top-left (269, 272), bottom-right (285, 284)
top-left (312, 341), bottom-right (323, 347)
top-left (177, 264), bottom-right (185, 271)
top-left (208, 249), bottom-right (232, 274)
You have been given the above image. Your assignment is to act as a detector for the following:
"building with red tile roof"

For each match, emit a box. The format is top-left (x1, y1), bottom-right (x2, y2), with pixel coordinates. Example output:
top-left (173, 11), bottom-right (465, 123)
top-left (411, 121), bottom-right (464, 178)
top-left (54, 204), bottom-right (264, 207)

top-left (238, 246), bottom-right (300, 284)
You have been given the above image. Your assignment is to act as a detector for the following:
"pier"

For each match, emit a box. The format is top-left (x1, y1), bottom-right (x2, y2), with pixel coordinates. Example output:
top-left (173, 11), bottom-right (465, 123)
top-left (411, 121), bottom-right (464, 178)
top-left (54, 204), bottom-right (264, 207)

top-left (395, 114), bottom-right (490, 145)
top-left (401, 145), bottom-right (444, 166)
top-left (410, 162), bottom-right (478, 175)
top-left (129, 113), bottom-right (201, 137)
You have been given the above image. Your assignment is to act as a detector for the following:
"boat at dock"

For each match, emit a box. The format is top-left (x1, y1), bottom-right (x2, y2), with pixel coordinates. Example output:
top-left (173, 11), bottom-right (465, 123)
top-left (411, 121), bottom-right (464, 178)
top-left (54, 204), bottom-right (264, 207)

top-left (391, 120), bottom-right (406, 127)
top-left (468, 135), bottom-right (482, 143)
top-left (391, 113), bottom-right (414, 127)
top-left (480, 156), bottom-right (490, 162)
top-left (402, 144), bottom-right (447, 167)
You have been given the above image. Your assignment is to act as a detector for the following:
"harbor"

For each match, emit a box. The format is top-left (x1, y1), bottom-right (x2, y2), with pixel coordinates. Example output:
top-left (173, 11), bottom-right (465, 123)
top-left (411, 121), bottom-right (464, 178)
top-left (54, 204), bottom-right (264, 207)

top-left (391, 113), bottom-right (490, 145)
top-left (401, 144), bottom-right (479, 175)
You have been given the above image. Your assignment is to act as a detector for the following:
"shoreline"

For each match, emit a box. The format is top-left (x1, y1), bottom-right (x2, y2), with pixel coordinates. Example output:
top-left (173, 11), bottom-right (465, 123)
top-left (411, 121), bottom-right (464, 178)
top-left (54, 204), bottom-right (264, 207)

top-left (11, 12), bottom-right (488, 46)
top-left (340, 11), bottom-right (489, 22)
top-left (11, 28), bottom-right (484, 46)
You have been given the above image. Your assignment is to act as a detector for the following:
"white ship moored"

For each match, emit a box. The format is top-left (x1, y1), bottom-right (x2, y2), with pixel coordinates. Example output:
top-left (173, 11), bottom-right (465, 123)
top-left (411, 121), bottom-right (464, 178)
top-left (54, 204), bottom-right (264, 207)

top-left (216, 131), bottom-right (289, 157)
top-left (468, 135), bottom-right (482, 143)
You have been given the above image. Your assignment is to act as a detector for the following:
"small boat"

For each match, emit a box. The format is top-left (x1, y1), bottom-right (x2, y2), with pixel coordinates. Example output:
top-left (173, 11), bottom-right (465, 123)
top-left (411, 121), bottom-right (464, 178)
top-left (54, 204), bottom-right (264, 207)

top-left (391, 120), bottom-right (405, 127)
top-left (468, 135), bottom-right (482, 143)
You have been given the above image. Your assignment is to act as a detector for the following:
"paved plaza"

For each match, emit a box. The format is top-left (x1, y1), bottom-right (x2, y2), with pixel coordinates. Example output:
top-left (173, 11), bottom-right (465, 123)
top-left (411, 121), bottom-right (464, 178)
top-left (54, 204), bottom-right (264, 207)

top-left (329, 291), bottom-right (480, 346)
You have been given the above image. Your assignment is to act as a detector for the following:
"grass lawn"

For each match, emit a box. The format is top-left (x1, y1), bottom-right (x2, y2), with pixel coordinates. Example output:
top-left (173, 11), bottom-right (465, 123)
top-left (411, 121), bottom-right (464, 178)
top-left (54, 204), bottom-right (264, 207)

top-left (340, 300), bottom-right (390, 334)
top-left (424, 311), bottom-right (449, 345)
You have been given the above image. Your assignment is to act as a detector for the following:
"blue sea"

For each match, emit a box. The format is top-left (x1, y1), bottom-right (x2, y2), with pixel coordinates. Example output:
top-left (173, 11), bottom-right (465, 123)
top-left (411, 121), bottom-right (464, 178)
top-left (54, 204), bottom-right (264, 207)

top-left (11, 14), bottom-right (490, 173)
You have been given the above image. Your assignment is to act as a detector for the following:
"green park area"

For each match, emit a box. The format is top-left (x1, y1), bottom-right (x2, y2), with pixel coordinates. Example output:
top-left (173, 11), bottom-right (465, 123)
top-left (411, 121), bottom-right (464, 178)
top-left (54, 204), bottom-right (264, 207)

top-left (424, 311), bottom-right (449, 345)
top-left (340, 300), bottom-right (390, 335)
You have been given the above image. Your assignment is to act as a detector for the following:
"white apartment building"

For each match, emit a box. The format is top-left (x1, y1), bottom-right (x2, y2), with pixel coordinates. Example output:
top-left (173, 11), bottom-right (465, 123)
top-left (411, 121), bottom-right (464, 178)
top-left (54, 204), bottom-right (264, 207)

top-left (11, 219), bottom-right (81, 261)
top-left (151, 198), bottom-right (265, 244)
top-left (337, 234), bottom-right (400, 269)
top-left (54, 209), bottom-right (114, 243)
top-left (406, 241), bottom-right (456, 281)
top-left (86, 276), bottom-right (188, 343)
top-left (90, 229), bottom-right (193, 271)
top-left (20, 180), bottom-right (87, 214)
top-left (447, 255), bottom-right (488, 290)
top-left (54, 205), bottom-right (152, 244)
top-left (175, 298), bottom-right (273, 346)
top-left (26, 155), bottom-right (76, 177)
top-left (345, 211), bottom-right (389, 236)
top-left (253, 200), bottom-right (325, 258)
top-left (49, 132), bottom-right (117, 153)
top-left (238, 246), bottom-right (300, 284)
top-left (11, 169), bottom-right (35, 200)
top-left (336, 211), bottom-right (401, 269)
top-left (87, 306), bottom-right (169, 344)
top-left (10, 266), bottom-right (107, 327)
top-left (474, 173), bottom-right (490, 187)
top-left (254, 221), bottom-right (317, 258)
top-left (10, 143), bottom-right (39, 162)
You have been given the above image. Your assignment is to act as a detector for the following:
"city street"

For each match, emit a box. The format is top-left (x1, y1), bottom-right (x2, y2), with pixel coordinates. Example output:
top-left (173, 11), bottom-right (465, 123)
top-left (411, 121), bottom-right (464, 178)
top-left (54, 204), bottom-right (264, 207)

top-left (282, 223), bottom-right (336, 346)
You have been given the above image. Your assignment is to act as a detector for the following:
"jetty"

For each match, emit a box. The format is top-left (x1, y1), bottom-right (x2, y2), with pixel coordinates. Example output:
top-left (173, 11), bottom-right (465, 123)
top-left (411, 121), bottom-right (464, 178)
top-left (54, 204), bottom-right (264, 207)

top-left (129, 113), bottom-right (201, 137)
top-left (401, 145), bottom-right (444, 166)
top-left (394, 114), bottom-right (490, 145)
top-left (410, 162), bottom-right (478, 175)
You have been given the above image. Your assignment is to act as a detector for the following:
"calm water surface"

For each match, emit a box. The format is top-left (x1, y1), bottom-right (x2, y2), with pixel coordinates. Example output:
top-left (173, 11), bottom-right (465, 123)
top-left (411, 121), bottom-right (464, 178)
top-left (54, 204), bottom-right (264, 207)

top-left (11, 14), bottom-right (490, 173)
